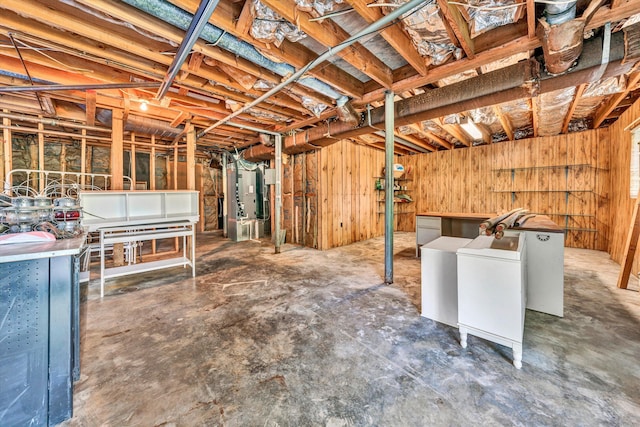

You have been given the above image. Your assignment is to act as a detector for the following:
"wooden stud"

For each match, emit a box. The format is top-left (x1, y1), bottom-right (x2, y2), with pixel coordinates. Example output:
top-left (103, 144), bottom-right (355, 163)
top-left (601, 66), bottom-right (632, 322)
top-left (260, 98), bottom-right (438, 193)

top-left (436, 0), bottom-right (475, 59)
top-left (110, 109), bottom-right (124, 190)
top-left (594, 71), bottom-right (640, 128)
top-left (86, 90), bottom-right (96, 126)
top-left (493, 106), bottom-right (514, 141)
top-left (186, 122), bottom-right (196, 190)
top-left (38, 119), bottom-right (45, 191)
top-left (81, 129), bottom-right (87, 187)
top-left (526, 0), bottom-right (536, 39)
top-left (150, 134), bottom-right (156, 191)
top-left (562, 83), bottom-right (587, 134)
top-left (130, 132), bottom-right (136, 189)
top-left (616, 190), bottom-right (640, 289)
top-left (2, 112), bottom-right (11, 189)
top-left (345, 0), bottom-right (427, 76)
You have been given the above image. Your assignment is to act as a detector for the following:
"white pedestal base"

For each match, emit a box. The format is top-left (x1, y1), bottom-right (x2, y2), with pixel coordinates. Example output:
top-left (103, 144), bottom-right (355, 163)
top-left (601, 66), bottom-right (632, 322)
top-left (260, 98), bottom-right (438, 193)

top-left (459, 324), bottom-right (523, 369)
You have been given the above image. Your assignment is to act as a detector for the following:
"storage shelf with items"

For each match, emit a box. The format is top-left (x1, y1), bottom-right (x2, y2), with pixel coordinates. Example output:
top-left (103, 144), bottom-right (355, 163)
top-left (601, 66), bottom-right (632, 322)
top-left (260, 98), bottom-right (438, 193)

top-left (374, 176), bottom-right (414, 216)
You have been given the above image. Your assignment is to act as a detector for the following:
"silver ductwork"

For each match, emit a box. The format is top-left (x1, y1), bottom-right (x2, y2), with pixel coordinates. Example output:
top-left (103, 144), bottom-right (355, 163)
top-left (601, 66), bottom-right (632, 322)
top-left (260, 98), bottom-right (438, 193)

top-left (96, 109), bottom-right (184, 137)
top-left (537, 0), bottom-right (581, 75)
top-left (544, 0), bottom-right (577, 25)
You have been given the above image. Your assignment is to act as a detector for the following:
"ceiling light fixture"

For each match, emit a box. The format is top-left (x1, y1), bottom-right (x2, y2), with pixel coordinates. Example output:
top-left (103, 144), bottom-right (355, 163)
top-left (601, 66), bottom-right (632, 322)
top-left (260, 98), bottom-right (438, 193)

top-left (139, 100), bottom-right (148, 111)
top-left (459, 117), bottom-right (483, 141)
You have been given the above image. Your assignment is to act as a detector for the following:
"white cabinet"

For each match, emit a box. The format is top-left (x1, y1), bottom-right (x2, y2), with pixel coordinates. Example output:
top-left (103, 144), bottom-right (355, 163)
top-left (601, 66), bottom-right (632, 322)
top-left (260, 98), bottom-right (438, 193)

top-left (421, 237), bottom-right (472, 327)
top-left (506, 229), bottom-right (564, 317)
top-left (457, 234), bottom-right (527, 369)
top-left (416, 216), bottom-right (441, 255)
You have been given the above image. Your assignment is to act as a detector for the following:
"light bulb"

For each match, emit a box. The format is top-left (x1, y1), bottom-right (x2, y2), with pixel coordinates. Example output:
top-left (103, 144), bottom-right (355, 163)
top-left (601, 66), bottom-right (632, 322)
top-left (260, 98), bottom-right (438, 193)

top-left (139, 101), bottom-right (148, 111)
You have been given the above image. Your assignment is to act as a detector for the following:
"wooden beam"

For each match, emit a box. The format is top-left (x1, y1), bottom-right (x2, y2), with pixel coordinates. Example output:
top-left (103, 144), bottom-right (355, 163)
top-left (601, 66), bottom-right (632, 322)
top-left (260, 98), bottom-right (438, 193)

top-left (359, 34), bottom-right (540, 106)
top-left (394, 131), bottom-right (437, 152)
top-left (562, 83), bottom-right (587, 134)
top-left (170, 0), bottom-right (365, 98)
top-left (85, 90), bottom-right (96, 126)
top-left (150, 134), bottom-right (156, 191)
top-left (235, 0), bottom-right (253, 36)
top-left (38, 119), bottom-right (44, 191)
top-left (81, 128), bottom-right (87, 187)
top-left (526, 0), bottom-right (536, 39)
top-left (617, 194), bottom-right (640, 289)
top-left (259, 0), bottom-right (394, 88)
top-left (173, 146), bottom-right (178, 190)
top-left (436, 0), bottom-right (475, 59)
top-left (2, 112), bottom-right (11, 187)
top-left (439, 121), bottom-right (471, 146)
top-left (345, 0), bottom-right (427, 76)
top-left (186, 121), bottom-right (196, 191)
top-left (594, 71), bottom-right (640, 128)
top-left (130, 133), bottom-right (137, 189)
top-left (170, 111), bottom-right (190, 128)
top-left (408, 123), bottom-right (452, 149)
top-left (493, 105), bottom-right (514, 140)
top-left (111, 109), bottom-right (124, 190)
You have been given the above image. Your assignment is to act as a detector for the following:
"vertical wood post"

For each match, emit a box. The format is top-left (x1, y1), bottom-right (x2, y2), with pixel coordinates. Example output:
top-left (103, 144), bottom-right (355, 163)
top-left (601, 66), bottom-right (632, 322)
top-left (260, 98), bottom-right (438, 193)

top-left (80, 129), bottom-right (87, 187)
top-left (38, 119), bottom-right (44, 191)
top-left (2, 113), bottom-right (12, 191)
top-left (186, 122), bottom-right (196, 190)
top-left (111, 109), bottom-right (124, 190)
top-left (111, 109), bottom-right (125, 266)
top-left (130, 133), bottom-right (136, 189)
top-left (150, 135), bottom-right (156, 190)
top-left (617, 195), bottom-right (640, 289)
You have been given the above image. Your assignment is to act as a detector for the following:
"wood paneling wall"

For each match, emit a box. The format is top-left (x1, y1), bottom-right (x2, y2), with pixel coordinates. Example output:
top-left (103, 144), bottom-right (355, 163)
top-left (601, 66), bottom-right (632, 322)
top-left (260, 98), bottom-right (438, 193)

top-left (607, 97), bottom-right (640, 270)
top-left (399, 131), bottom-right (610, 250)
top-left (318, 140), bottom-right (387, 249)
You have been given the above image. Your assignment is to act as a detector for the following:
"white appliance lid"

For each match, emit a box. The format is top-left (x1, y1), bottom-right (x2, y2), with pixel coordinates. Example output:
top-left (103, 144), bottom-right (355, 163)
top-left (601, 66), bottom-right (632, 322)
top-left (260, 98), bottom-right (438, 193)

top-left (422, 236), bottom-right (473, 253)
top-left (456, 234), bottom-right (525, 260)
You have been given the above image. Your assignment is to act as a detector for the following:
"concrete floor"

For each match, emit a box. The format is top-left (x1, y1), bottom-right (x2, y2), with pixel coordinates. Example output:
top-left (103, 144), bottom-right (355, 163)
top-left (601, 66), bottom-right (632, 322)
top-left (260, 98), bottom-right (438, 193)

top-left (63, 231), bottom-right (640, 426)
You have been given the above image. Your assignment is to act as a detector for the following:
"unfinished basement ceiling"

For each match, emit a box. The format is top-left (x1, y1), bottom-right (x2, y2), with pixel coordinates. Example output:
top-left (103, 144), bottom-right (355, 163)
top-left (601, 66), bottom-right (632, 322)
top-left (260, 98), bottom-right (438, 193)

top-left (0, 0), bottom-right (639, 156)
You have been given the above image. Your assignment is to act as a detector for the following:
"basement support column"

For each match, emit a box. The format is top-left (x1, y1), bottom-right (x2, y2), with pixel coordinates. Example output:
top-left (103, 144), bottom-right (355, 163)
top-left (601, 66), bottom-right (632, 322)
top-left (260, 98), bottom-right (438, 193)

top-left (384, 90), bottom-right (394, 285)
top-left (186, 121), bottom-right (196, 191)
top-left (275, 133), bottom-right (282, 254)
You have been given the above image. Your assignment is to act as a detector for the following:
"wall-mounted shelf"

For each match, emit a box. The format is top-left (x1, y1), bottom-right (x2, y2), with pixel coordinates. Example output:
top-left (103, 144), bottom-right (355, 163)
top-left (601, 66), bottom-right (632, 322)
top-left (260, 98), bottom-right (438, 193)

top-left (492, 164), bottom-right (608, 172)
top-left (376, 211), bottom-right (415, 215)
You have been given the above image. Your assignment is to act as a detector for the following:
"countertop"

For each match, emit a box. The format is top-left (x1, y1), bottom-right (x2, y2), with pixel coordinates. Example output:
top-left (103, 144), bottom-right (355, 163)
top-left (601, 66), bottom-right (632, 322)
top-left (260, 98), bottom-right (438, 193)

top-left (416, 212), bottom-right (563, 233)
top-left (0, 235), bottom-right (85, 263)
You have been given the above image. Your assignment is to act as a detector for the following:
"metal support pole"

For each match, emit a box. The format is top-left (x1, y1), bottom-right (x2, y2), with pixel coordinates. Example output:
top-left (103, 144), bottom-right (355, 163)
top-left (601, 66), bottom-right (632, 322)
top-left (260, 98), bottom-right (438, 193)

top-left (384, 90), bottom-right (394, 284)
top-left (222, 153), bottom-right (228, 238)
top-left (275, 134), bottom-right (283, 254)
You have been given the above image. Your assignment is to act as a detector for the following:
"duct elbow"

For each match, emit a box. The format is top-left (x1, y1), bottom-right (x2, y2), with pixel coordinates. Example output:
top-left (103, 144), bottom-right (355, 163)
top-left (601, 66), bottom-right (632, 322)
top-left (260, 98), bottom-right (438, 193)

top-left (537, 0), bottom-right (582, 75)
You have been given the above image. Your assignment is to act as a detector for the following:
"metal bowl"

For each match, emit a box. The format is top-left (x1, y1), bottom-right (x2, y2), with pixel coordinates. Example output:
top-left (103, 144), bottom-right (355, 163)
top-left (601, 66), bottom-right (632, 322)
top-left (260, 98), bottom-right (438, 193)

top-left (3, 208), bottom-right (39, 225)
top-left (12, 196), bottom-right (34, 208)
top-left (33, 196), bottom-right (53, 207)
top-left (54, 197), bottom-right (77, 207)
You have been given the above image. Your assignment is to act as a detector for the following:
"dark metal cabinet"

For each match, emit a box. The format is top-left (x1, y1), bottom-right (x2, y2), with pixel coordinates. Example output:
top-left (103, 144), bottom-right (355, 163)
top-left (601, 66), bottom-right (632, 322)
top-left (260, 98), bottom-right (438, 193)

top-left (0, 254), bottom-right (80, 426)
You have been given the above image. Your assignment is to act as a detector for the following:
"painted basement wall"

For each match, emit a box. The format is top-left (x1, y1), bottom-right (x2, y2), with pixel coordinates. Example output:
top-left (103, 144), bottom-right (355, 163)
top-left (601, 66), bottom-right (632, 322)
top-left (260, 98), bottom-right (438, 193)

top-left (607, 96), bottom-right (640, 272)
top-left (398, 130), bottom-right (610, 251)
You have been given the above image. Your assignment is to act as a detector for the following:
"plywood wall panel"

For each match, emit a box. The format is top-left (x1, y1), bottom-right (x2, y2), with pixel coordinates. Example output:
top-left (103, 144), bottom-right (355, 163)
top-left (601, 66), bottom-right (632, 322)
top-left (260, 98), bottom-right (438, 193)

top-left (606, 97), bottom-right (640, 270)
top-left (396, 130), bottom-right (608, 250)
